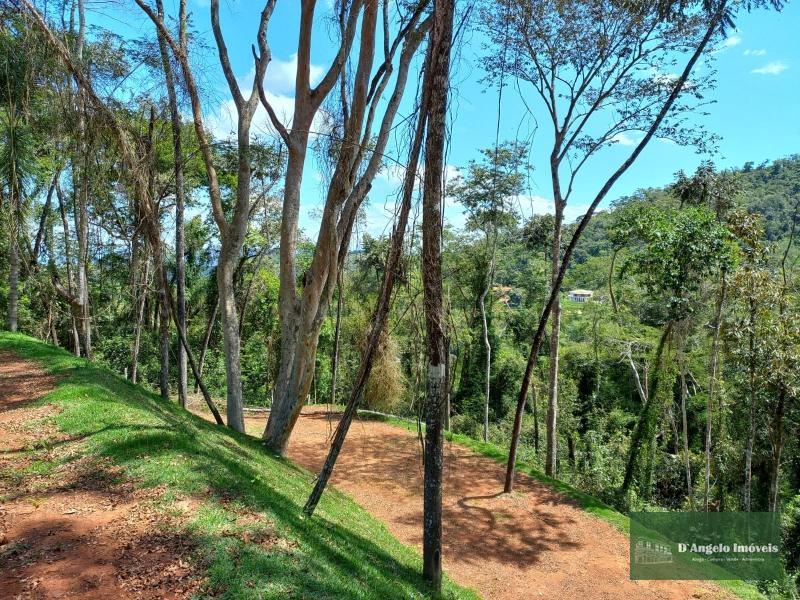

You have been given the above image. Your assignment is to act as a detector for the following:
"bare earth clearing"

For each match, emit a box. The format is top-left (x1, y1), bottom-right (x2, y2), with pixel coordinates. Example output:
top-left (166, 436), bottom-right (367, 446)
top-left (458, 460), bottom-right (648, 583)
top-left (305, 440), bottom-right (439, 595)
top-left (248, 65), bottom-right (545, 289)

top-left (255, 406), bottom-right (730, 600)
top-left (0, 352), bottom-right (200, 600)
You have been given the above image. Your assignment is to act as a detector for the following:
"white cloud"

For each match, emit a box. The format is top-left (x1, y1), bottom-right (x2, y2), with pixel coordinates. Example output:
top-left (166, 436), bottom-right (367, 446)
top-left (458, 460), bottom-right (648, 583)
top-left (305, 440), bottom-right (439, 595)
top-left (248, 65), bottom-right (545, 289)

top-left (721, 35), bottom-right (742, 49)
top-left (751, 61), bottom-right (789, 75)
top-left (514, 195), bottom-right (590, 224)
top-left (444, 164), bottom-right (462, 183)
top-left (206, 54), bottom-right (328, 141)
top-left (611, 132), bottom-right (638, 146)
top-left (743, 49), bottom-right (767, 56)
top-left (264, 54), bottom-right (324, 95)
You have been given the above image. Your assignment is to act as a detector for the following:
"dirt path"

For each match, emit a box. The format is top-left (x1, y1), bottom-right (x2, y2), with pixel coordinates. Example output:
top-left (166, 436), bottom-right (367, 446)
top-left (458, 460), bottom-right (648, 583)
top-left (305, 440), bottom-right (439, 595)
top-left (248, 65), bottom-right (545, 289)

top-left (0, 351), bottom-right (200, 599)
top-left (246, 407), bottom-right (730, 600)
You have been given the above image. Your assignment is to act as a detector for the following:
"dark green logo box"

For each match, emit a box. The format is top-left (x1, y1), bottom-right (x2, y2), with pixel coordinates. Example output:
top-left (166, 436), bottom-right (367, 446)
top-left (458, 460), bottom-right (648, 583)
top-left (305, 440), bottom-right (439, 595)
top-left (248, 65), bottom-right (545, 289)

top-left (630, 512), bottom-right (782, 580)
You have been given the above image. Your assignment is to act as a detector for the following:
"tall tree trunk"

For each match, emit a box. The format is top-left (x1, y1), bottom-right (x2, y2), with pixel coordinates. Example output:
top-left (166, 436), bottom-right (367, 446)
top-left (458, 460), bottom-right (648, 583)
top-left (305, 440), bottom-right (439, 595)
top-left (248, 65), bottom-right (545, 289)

top-left (545, 301), bottom-right (561, 476)
top-left (444, 335), bottom-right (451, 432)
top-left (479, 283), bottom-right (491, 442)
top-left (8, 206), bottom-right (18, 331)
top-left (705, 274), bottom-right (725, 510)
top-left (768, 389), bottom-right (786, 512)
top-left (218, 251), bottom-right (244, 431)
top-left (74, 162), bottom-right (91, 358)
top-left (74, 0), bottom-right (91, 359)
top-left (157, 0), bottom-right (188, 408)
top-left (545, 199), bottom-right (563, 478)
top-left (330, 270), bottom-right (343, 406)
top-left (420, 0), bottom-right (453, 589)
top-left (743, 300), bottom-right (757, 512)
top-left (55, 181), bottom-right (80, 356)
top-left (131, 252), bottom-right (150, 385)
top-left (532, 381), bottom-right (539, 456)
top-left (157, 265), bottom-right (171, 400)
top-left (145, 108), bottom-right (170, 401)
top-left (678, 341), bottom-right (694, 509)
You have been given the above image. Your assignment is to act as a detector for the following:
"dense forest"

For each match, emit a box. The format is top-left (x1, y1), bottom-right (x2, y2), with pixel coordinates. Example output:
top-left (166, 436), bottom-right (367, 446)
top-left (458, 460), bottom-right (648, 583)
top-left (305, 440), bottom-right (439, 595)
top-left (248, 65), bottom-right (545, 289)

top-left (1, 0), bottom-right (798, 597)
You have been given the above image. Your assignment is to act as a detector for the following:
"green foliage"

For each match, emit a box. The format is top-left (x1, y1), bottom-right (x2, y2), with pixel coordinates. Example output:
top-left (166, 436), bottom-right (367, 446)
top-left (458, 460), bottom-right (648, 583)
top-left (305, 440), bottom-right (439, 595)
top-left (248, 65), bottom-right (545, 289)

top-left (624, 204), bottom-right (735, 323)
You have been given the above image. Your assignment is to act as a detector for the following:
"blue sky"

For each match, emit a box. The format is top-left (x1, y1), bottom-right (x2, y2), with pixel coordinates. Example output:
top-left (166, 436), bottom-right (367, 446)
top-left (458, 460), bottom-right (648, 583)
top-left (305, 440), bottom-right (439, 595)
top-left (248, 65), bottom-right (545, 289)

top-left (92, 0), bottom-right (799, 241)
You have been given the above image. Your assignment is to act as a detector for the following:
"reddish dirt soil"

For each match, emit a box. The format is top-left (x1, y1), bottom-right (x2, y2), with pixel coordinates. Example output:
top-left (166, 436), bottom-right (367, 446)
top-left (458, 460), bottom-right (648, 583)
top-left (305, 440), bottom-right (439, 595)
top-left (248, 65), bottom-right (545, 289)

top-left (0, 351), bottom-right (201, 600)
top-left (243, 406), bottom-right (731, 600)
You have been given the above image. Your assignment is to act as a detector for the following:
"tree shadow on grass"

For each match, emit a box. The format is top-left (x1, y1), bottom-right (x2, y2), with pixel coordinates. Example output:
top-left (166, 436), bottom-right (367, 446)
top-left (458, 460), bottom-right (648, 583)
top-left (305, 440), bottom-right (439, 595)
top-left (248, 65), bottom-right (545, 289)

top-left (0, 336), bottom-right (471, 598)
top-left (28, 376), bottom-right (454, 597)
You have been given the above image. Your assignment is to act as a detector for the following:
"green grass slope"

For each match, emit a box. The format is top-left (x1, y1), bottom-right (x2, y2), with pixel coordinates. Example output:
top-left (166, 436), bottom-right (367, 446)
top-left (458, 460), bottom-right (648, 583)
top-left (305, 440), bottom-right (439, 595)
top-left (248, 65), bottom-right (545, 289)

top-left (0, 333), bottom-right (476, 600)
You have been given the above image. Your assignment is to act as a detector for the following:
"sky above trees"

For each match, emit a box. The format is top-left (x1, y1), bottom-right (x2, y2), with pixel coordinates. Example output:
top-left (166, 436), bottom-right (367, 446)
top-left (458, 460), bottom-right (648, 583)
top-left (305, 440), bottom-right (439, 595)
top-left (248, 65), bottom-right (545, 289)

top-left (85, 0), bottom-right (799, 237)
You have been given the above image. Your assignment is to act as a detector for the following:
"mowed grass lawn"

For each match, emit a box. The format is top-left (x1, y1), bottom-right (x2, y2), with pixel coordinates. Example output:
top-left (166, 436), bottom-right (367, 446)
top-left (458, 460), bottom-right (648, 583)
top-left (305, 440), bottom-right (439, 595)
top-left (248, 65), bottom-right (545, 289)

top-left (0, 333), bottom-right (477, 599)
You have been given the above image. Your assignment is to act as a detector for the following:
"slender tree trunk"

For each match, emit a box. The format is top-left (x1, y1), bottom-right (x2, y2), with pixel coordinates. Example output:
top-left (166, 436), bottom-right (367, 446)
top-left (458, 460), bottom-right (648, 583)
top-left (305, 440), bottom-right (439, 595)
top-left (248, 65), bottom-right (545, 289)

top-left (608, 248), bottom-right (618, 313)
top-left (73, 0), bottom-right (91, 359)
top-left (56, 181), bottom-right (80, 355)
top-left (678, 342), bottom-right (694, 509)
top-left (196, 295), bottom-right (218, 393)
top-left (157, 260), bottom-right (171, 400)
top-left (156, 0), bottom-right (188, 408)
top-left (75, 168), bottom-right (91, 358)
top-left (768, 389), bottom-right (786, 512)
top-left (131, 254), bottom-right (149, 385)
top-left (545, 300), bottom-right (561, 476)
top-left (545, 201), bottom-right (563, 477)
top-left (743, 301), bottom-right (757, 512)
top-left (330, 270), bottom-right (343, 406)
top-left (144, 108), bottom-right (170, 402)
top-left (705, 274), bottom-right (725, 510)
top-left (479, 285), bottom-right (491, 442)
top-left (219, 251), bottom-right (244, 431)
top-left (420, 0), bottom-right (453, 589)
top-left (48, 300), bottom-right (59, 346)
top-left (444, 336), bottom-right (451, 432)
top-left (8, 206), bottom-right (18, 331)
top-left (532, 382), bottom-right (539, 456)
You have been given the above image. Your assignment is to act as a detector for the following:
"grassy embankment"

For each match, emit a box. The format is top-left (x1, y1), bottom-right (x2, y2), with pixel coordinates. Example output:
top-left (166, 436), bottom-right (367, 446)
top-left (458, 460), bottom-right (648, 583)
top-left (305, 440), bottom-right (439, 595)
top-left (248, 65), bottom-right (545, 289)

top-left (0, 332), bottom-right (476, 600)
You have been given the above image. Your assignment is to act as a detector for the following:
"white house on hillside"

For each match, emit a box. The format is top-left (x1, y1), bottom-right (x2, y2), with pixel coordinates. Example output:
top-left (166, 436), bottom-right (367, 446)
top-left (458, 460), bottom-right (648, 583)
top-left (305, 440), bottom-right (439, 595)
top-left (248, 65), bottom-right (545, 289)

top-left (568, 289), bottom-right (593, 302)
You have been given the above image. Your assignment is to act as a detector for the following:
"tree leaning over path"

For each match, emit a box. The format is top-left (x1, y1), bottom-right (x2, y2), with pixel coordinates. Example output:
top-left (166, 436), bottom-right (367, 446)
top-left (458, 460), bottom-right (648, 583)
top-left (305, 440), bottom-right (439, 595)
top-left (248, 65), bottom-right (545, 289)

top-left (302, 11), bottom-right (432, 517)
top-left (491, 0), bottom-right (745, 492)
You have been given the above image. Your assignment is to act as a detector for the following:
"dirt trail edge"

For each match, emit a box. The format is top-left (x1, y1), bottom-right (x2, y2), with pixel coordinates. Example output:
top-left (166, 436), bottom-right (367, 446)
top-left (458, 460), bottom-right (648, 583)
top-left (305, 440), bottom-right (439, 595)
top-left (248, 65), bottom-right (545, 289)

top-left (269, 406), bottom-right (730, 600)
top-left (0, 351), bottom-right (200, 600)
